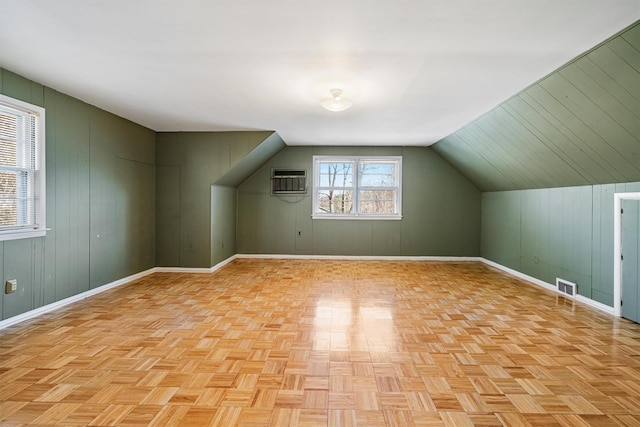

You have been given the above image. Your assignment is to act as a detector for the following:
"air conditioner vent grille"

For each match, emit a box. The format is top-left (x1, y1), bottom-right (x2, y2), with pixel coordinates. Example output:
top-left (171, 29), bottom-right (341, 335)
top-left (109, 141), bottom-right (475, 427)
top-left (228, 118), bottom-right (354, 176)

top-left (271, 169), bottom-right (307, 195)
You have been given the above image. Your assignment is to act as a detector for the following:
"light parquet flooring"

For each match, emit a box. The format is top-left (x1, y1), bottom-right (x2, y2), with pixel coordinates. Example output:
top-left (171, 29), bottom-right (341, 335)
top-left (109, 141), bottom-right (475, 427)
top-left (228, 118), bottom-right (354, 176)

top-left (2, 259), bottom-right (640, 426)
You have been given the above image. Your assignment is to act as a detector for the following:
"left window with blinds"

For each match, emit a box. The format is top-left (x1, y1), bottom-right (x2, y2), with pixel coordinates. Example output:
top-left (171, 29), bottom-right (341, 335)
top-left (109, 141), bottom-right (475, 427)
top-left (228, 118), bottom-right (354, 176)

top-left (0, 94), bottom-right (46, 241)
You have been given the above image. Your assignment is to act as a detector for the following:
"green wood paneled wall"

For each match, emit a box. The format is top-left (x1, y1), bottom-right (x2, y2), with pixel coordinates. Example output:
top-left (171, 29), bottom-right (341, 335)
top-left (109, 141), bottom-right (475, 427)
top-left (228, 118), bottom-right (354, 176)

top-left (237, 146), bottom-right (481, 256)
top-left (481, 182), bottom-right (640, 307)
top-left (433, 22), bottom-right (640, 192)
top-left (0, 68), bottom-right (156, 321)
top-left (211, 185), bottom-right (237, 266)
top-left (155, 131), bottom-right (281, 268)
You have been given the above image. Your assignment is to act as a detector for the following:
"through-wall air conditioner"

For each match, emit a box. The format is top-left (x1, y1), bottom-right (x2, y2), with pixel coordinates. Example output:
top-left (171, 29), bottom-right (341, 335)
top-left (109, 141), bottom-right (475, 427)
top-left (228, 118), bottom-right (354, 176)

top-left (271, 169), bottom-right (307, 195)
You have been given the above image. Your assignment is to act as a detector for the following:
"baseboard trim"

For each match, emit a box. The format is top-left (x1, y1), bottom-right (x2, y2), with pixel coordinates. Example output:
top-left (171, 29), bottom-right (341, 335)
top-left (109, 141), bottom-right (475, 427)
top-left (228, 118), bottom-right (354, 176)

top-left (0, 267), bottom-right (157, 330)
top-left (236, 254), bottom-right (482, 262)
top-left (575, 295), bottom-right (615, 315)
top-left (480, 258), bottom-right (614, 316)
top-left (154, 255), bottom-right (238, 274)
top-left (0, 256), bottom-right (242, 330)
top-left (2, 254), bottom-right (615, 330)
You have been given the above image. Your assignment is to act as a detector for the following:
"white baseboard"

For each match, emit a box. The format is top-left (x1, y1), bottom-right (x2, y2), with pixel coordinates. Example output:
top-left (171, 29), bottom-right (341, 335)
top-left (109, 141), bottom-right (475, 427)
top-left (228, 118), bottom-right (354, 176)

top-left (236, 254), bottom-right (482, 262)
top-left (575, 295), bottom-right (615, 315)
top-left (2, 254), bottom-right (615, 330)
top-left (0, 256), bottom-right (240, 330)
top-left (480, 258), bottom-right (615, 316)
top-left (0, 267), bottom-right (156, 330)
top-left (154, 255), bottom-right (238, 273)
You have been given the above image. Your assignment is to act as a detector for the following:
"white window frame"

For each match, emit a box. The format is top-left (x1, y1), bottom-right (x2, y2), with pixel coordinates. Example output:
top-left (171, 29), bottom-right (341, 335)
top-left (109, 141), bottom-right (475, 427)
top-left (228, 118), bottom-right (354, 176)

top-left (312, 155), bottom-right (402, 220)
top-left (0, 93), bottom-right (46, 241)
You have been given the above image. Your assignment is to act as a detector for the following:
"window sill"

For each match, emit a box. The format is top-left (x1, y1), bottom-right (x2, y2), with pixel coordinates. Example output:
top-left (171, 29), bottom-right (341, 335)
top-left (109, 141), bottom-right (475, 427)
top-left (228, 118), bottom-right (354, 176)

top-left (0, 228), bottom-right (48, 242)
top-left (312, 215), bottom-right (402, 221)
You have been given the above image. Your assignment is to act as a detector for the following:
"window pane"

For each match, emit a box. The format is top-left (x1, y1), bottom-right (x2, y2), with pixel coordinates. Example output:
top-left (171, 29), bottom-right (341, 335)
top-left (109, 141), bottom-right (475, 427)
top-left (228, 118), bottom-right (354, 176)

top-left (0, 170), bottom-right (17, 197)
top-left (360, 162), bottom-right (396, 187)
top-left (319, 162), bottom-right (353, 187)
top-left (316, 189), bottom-right (353, 214)
top-left (359, 190), bottom-right (396, 214)
top-left (0, 139), bottom-right (17, 167)
top-left (0, 200), bottom-right (17, 226)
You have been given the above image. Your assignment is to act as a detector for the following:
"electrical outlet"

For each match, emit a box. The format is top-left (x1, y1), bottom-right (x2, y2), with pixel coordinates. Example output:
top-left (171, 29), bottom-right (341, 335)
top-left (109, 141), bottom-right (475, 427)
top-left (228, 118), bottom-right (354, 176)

top-left (5, 279), bottom-right (17, 294)
top-left (533, 255), bottom-right (539, 264)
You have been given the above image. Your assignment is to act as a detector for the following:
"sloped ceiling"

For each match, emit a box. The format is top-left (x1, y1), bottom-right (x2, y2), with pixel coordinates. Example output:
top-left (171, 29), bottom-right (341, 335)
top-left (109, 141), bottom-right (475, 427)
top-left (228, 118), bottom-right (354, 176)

top-left (433, 22), bottom-right (640, 192)
top-left (215, 132), bottom-right (287, 187)
top-left (0, 1), bottom-right (638, 146)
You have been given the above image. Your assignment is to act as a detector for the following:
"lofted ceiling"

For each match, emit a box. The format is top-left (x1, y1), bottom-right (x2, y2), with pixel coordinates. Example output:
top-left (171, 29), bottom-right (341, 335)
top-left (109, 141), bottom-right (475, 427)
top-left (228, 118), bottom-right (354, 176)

top-left (433, 23), bottom-right (640, 191)
top-left (1, 1), bottom-right (639, 146)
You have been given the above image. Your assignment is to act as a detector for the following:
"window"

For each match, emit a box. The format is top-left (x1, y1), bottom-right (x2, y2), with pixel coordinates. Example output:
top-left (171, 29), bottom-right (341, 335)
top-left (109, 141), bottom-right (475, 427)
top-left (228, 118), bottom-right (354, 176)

top-left (0, 94), bottom-right (46, 241)
top-left (312, 156), bottom-right (402, 219)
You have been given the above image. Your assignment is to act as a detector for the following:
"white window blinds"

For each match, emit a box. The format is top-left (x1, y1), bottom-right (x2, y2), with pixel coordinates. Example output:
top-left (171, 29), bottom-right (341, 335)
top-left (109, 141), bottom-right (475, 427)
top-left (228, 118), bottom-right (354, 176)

top-left (0, 94), bottom-right (45, 239)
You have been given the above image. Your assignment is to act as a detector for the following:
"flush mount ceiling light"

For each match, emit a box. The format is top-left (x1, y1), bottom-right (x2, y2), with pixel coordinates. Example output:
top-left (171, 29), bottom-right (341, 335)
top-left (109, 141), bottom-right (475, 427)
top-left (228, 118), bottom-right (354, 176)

top-left (320, 88), bottom-right (352, 112)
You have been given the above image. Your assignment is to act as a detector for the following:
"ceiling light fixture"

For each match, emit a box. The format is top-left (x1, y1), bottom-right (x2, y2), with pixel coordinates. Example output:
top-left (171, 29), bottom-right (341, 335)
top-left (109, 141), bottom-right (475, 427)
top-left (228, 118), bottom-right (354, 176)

top-left (320, 88), bottom-right (352, 112)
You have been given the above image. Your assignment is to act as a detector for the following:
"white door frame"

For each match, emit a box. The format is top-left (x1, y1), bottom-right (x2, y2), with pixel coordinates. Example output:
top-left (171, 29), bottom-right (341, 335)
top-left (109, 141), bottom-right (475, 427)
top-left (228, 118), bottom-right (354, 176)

top-left (614, 192), bottom-right (640, 317)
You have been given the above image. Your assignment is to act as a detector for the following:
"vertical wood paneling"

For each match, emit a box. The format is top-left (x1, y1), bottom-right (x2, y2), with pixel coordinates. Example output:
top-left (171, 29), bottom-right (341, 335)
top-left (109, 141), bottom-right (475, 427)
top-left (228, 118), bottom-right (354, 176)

top-left (69, 95), bottom-right (90, 297)
top-left (537, 189), bottom-right (552, 284)
top-left (42, 88), bottom-right (57, 305)
top-left (3, 239), bottom-right (34, 318)
top-left (113, 158), bottom-right (155, 277)
top-left (294, 198), bottom-right (313, 253)
top-left (519, 189), bottom-right (537, 278)
top-left (89, 108), bottom-right (155, 286)
top-left (156, 166), bottom-right (181, 266)
top-left (482, 182), bottom-right (640, 307)
top-left (1, 68), bottom-right (156, 321)
top-left (1, 71), bottom-right (45, 316)
top-left (480, 191), bottom-right (522, 270)
top-left (575, 186), bottom-right (593, 297)
top-left (89, 131), bottom-right (115, 288)
top-left (31, 238), bottom-right (45, 310)
top-left (371, 221), bottom-right (401, 256)
top-left (591, 184), bottom-right (616, 306)
top-left (313, 220), bottom-right (374, 256)
top-left (51, 93), bottom-right (91, 299)
top-left (156, 131), bottom-right (278, 268)
top-left (1, 70), bottom-right (44, 107)
top-left (210, 185), bottom-right (237, 266)
top-left (399, 146), bottom-right (480, 256)
top-left (237, 146), bottom-right (480, 257)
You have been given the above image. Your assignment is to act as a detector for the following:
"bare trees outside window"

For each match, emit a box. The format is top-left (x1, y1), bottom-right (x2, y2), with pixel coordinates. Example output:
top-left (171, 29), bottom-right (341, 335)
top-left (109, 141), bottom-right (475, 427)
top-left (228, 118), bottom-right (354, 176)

top-left (313, 156), bottom-right (401, 219)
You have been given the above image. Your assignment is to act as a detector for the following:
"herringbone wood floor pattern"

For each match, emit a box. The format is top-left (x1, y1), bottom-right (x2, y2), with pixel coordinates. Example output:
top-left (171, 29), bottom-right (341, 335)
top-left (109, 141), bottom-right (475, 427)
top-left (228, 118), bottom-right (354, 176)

top-left (1, 259), bottom-right (640, 426)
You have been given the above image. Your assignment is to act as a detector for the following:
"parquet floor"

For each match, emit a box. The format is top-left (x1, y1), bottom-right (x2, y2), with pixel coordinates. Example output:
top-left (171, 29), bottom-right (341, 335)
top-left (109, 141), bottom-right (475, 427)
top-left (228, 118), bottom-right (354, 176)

top-left (1, 259), bottom-right (640, 426)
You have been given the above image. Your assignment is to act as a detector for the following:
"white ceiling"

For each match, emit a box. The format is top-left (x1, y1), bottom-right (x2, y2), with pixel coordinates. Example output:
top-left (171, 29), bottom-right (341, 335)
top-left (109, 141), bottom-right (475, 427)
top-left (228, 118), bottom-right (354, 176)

top-left (1, 1), bottom-right (638, 146)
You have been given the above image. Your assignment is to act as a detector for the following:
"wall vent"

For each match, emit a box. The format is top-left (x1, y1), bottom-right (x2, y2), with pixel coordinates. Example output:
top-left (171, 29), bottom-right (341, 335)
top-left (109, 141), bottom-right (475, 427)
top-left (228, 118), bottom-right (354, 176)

top-left (271, 169), bottom-right (307, 195)
top-left (556, 278), bottom-right (577, 298)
